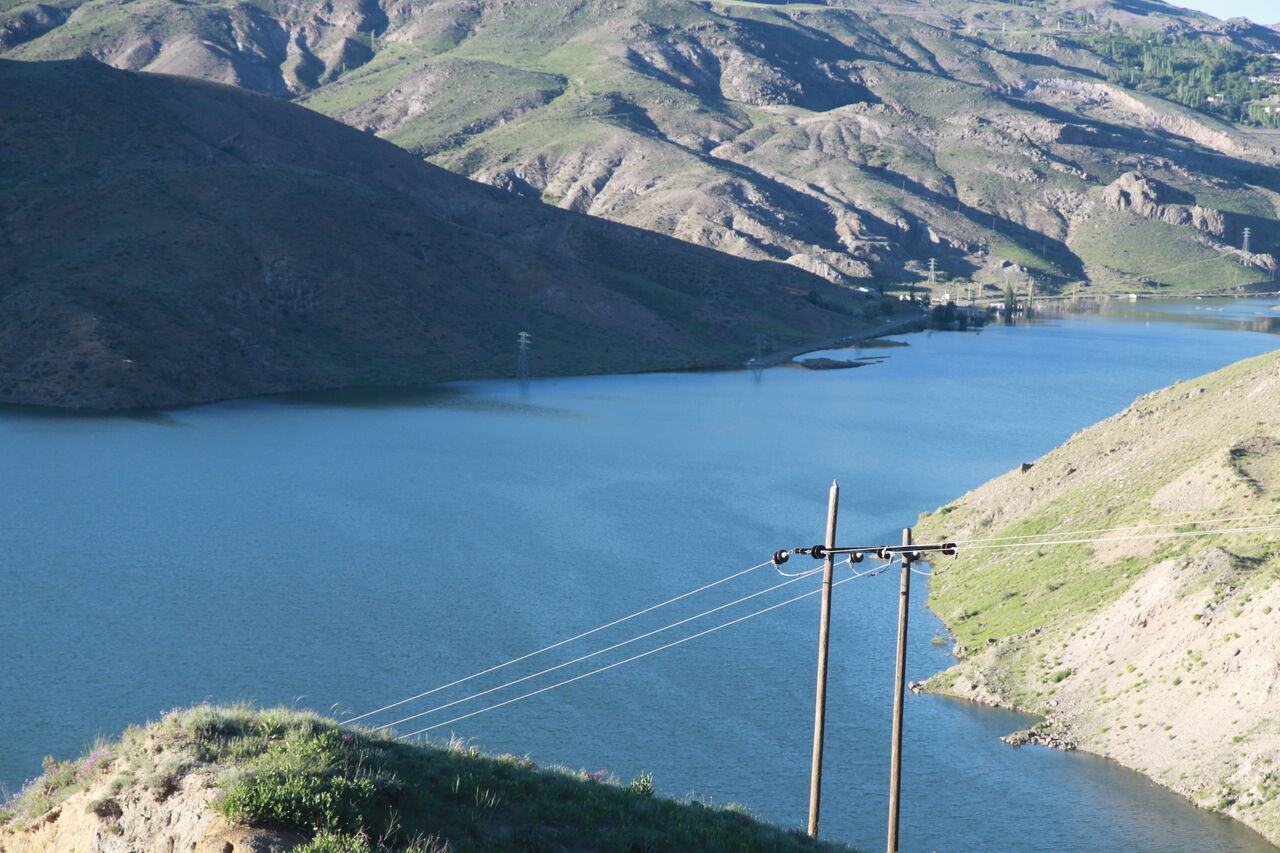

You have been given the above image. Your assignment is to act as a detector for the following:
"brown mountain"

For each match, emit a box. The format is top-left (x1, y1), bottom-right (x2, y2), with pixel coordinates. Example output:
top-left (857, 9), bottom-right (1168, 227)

top-left (6, 0), bottom-right (1280, 294)
top-left (0, 58), bottom-right (866, 409)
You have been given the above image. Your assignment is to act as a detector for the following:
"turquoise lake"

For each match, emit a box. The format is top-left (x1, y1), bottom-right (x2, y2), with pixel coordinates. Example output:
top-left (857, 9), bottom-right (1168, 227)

top-left (2, 296), bottom-right (1279, 851)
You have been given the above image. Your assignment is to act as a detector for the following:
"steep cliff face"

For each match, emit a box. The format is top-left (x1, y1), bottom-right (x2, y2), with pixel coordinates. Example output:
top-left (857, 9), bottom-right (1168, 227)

top-left (5, 0), bottom-right (1280, 293)
top-left (914, 350), bottom-right (1280, 845)
top-left (0, 58), bottom-right (865, 409)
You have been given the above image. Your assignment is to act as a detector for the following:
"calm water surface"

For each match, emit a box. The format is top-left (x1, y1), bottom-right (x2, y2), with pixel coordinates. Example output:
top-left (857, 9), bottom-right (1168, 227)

top-left (3, 297), bottom-right (1279, 852)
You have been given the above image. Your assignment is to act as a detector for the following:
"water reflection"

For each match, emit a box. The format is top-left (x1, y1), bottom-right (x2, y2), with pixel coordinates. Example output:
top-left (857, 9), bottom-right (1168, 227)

top-left (1047, 294), bottom-right (1280, 336)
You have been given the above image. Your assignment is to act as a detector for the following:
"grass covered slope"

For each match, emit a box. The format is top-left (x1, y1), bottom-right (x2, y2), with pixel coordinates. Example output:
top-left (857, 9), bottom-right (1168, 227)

top-left (0, 705), bottom-right (856, 853)
top-left (0, 58), bottom-right (867, 410)
top-left (914, 349), bottom-right (1280, 845)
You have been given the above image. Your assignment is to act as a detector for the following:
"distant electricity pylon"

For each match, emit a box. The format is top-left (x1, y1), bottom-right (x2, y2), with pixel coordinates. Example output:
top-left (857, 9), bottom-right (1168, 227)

top-left (516, 332), bottom-right (531, 383)
top-left (1243, 227), bottom-right (1252, 256)
top-left (927, 258), bottom-right (938, 290)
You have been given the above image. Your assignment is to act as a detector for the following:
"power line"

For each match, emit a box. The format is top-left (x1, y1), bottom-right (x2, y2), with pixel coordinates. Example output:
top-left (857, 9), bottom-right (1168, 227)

top-left (394, 566), bottom-right (889, 740)
top-left (342, 559), bottom-right (775, 725)
top-left (948, 511), bottom-right (1280, 546)
top-left (957, 523), bottom-right (1280, 553)
top-left (374, 567), bottom-right (826, 731)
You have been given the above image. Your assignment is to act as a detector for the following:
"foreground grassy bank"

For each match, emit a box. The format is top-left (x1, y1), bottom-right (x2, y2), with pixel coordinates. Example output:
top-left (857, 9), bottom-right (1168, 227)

top-left (0, 705), bottom-right (855, 853)
top-left (915, 349), bottom-right (1280, 845)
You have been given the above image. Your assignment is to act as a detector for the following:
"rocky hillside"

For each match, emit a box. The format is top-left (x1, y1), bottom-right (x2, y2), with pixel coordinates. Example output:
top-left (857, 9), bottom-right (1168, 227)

top-left (0, 58), bottom-right (870, 410)
top-left (0, 704), bottom-right (857, 852)
top-left (914, 348), bottom-right (1280, 846)
top-left (4, 0), bottom-right (1280, 294)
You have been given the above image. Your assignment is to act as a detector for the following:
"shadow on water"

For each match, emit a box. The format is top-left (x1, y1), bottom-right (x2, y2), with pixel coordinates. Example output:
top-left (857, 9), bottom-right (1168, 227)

top-left (0, 402), bottom-right (184, 426)
top-left (271, 383), bottom-right (581, 418)
top-left (272, 384), bottom-right (468, 409)
top-left (0, 383), bottom-right (583, 423)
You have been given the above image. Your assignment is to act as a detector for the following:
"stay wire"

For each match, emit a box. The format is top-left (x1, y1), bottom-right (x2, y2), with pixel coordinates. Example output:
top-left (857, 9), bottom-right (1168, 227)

top-left (396, 566), bottom-right (882, 740)
top-left (374, 566), bottom-right (826, 731)
top-left (844, 556), bottom-right (900, 579)
top-left (342, 559), bottom-right (775, 725)
top-left (774, 559), bottom-right (822, 577)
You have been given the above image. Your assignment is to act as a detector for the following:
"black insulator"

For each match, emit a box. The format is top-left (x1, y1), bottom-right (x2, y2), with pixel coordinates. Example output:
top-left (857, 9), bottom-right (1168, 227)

top-left (772, 550), bottom-right (790, 566)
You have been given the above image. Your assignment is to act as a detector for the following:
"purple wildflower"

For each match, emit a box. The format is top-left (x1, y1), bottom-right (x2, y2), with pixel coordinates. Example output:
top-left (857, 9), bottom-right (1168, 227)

top-left (2, 777), bottom-right (37, 821)
top-left (75, 749), bottom-right (115, 780)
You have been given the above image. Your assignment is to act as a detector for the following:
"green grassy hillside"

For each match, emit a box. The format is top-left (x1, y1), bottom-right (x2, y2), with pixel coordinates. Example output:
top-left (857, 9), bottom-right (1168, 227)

top-left (914, 348), bottom-right (1280, 844)
top-left (0, 705), bottom-right (856, 853)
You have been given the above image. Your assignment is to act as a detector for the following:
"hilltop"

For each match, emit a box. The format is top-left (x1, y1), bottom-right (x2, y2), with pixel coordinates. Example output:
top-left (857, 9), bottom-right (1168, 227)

top-left (914, 348), bottom-right (1280, 845)
top-left (4, 0), bottom-right (1280, 294)
top-left (0, 58), bottom-right (871, 410)
top-left (0, 704), bottom-right (858, 852)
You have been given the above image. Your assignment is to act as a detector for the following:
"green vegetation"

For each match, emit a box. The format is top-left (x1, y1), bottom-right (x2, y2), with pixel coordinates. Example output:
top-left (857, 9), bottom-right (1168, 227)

top-left (1070, 214), bottom-right (1270, 292)
top-left (1, 705), bottom-right (855, 853)
top-left (925, 300), bottom-right (986, 330)
top-left (1078, 27), bottom-right (1280, 128)
top-left (913, 349), bottom-right (1280, 844)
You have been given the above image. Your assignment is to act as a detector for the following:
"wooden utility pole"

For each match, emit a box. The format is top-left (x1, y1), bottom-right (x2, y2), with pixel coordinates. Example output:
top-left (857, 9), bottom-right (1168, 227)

top-left (807, 480), bottom-right (839, 838)
top-left (886, 528), bottom-right (913, 853)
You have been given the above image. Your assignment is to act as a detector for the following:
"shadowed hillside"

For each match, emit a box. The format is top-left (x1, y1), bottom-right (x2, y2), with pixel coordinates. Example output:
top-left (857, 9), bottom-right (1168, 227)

top-left (0, 58), bottom-right (868, 409)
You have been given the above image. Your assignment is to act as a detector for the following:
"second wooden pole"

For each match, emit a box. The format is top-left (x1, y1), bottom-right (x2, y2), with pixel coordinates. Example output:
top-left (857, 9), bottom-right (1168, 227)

top-left (886, 527), bottom-right (912, 853)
